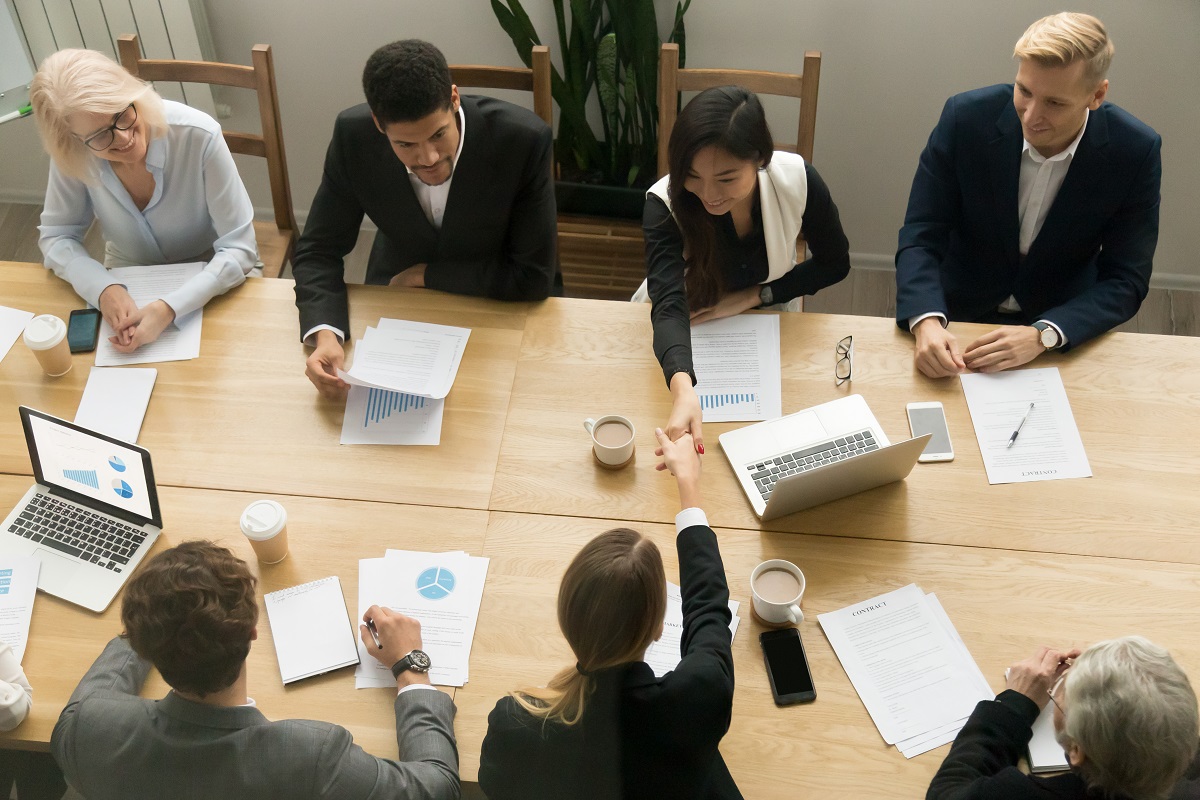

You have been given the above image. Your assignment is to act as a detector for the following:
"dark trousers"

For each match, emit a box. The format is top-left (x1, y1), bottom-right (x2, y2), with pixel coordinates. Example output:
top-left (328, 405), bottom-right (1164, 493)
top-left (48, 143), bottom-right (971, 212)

top-left (0, 749), bottom-right (66, 800)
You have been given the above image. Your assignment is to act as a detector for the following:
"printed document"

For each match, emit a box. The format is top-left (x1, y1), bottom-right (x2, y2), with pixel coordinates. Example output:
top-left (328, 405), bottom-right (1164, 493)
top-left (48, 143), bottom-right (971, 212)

top-left (94, 263), bottom-right (204, 366)
top-left (0, 557), bottom-right (40, 662)
top-left (644, 581), bottom-right (741, 678)
top-left (264, 576), bottom-right (360, 684)
top-left (340, 386), bottom-right (444, 446)
top-left (959, 368), bottom-right (1091, 484)
top-left (690, 315), bottom-right (782, 423)
top-left (74, 367), bottom-right (157, 443)
top-left (0, 305), bottom-right (33, 364)
top-left (339, 319), bottom-right (470, 399)
top-left (818, 584), bottom-right (993, 745)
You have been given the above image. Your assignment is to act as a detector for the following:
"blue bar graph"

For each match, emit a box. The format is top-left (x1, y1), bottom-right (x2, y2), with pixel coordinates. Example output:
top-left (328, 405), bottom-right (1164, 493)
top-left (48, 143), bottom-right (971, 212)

top-left (364, 388), bottom-right (426, 427)
top-left (63, 468), bottom-right (99, 489)
top-left (698, 393), bottom-right (758, 410)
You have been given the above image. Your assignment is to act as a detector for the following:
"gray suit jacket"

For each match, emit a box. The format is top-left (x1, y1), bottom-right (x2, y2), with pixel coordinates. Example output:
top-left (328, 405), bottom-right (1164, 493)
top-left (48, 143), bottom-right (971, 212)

top-left (51, 638), bottom-right (460, 800)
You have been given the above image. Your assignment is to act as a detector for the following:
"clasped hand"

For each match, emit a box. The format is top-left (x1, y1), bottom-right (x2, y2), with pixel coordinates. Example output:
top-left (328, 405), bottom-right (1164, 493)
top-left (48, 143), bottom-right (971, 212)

top-left (913, 318), bottom-right (1045, 378)
top-left (98, 285), bottom-right (175, 353)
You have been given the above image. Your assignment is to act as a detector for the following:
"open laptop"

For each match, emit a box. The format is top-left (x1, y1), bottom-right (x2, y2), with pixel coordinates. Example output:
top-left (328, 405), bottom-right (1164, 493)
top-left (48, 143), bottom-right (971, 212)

top-left (0, 407), bottom-right (163, 612)
top-left (719, 394), bottom-right (930, 521)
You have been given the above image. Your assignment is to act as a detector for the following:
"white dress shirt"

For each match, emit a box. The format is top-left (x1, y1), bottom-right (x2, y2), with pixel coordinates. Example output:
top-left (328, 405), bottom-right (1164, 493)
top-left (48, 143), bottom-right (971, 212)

top-left (39, 99), bottom-right (258, 320)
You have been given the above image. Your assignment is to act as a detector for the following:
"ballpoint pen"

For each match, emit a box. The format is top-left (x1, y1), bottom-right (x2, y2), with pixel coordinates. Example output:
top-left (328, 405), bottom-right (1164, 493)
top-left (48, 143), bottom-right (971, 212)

top-left (366, 618), bottom-right (383, 649)
top-left (1007, 402), bottom-right (1035, 447)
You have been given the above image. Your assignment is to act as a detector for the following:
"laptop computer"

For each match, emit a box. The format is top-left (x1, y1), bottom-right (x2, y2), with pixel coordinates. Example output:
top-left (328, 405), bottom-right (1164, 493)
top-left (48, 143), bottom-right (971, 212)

top-left (719, 394), bottom-right (931, 521)
top-left (0, 407), bottom-right (163, 612)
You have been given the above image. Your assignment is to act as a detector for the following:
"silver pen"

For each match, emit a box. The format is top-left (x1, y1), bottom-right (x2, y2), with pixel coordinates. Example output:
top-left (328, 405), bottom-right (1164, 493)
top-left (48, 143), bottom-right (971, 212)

top-left (1007, 402), bottom-right (1035, 448)
top-left (366, 618), bottom-right (383, 649)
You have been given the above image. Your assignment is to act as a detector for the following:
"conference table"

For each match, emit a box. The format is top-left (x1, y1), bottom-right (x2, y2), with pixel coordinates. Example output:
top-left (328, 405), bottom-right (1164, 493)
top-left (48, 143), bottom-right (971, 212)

top-left (2, 260), bottom-right (1199, 798)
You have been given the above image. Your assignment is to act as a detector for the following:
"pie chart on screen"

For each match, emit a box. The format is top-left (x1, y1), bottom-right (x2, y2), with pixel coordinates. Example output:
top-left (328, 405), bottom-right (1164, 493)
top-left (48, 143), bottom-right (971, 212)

top-left (108, 456), bottom-right (126, 472)
top-left (416, 567), bottom-right (455, 600)
top-left (111, 479), bottom-right (133, 499)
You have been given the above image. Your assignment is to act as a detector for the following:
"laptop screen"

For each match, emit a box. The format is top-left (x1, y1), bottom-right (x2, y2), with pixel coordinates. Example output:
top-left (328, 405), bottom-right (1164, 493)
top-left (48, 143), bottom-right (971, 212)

top-left (22, 409), bottom-right (159, 525)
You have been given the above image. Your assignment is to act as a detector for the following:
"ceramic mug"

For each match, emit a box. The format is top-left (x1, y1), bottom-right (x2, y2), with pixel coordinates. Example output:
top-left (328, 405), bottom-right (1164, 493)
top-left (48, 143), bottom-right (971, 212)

top-left (583, 415), bottom-right (636, 469)
top-left (750, 559), bottom-right (806, 626)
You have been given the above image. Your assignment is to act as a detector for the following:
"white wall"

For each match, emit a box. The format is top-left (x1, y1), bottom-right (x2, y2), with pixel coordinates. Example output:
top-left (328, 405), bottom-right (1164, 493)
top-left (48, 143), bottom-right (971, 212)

top-left (1, 0), bottom-right (1196, 284)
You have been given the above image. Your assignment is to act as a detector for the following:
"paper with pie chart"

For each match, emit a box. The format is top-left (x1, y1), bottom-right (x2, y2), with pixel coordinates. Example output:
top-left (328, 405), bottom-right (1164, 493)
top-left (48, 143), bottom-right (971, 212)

top-left (355, 549), bottom-right (489, 688)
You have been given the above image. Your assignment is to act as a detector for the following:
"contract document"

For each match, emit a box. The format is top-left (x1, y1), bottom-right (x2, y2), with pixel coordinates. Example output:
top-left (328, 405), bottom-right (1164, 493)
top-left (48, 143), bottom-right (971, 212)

top-left (690, 315), bottom-right (782, 423)
top-left (94, 263), bottom-right (204, 366)
top-left (644, 581), bottom-right (741, 678)
top-left (339, 319), bottom-right (470, 399)
top-left (818, 584), bottom-right (992, 747)
top-left (959, 368), bottom-right (1091, 484)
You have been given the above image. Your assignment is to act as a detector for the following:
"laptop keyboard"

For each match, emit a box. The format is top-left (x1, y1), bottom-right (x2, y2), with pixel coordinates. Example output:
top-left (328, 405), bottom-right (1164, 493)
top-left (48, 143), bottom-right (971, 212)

top-left (746, 429), bottom-right (879, 502)
top-left (7, 492), bottom-right (145, 573)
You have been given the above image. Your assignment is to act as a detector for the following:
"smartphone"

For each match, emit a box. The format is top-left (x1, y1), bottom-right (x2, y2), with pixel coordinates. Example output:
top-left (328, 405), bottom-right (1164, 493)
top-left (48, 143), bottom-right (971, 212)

top-left (67, 308), bottom-right (102, 353)
top-left (760, 628), bottom-right (816, 705)
top-left (907, 401), bottom-right (954, 462)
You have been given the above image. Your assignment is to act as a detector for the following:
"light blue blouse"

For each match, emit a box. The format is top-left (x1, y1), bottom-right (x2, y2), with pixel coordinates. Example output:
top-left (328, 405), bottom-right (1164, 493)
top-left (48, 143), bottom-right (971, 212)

top-left (38, 100), bottom-right (257, 319)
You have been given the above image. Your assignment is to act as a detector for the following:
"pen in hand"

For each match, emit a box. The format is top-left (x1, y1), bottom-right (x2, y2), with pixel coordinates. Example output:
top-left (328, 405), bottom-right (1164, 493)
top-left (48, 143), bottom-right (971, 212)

top-left (366, 618), bottom-right (383, 650)
top-left (1007, 402), bottom-right (1035, 448)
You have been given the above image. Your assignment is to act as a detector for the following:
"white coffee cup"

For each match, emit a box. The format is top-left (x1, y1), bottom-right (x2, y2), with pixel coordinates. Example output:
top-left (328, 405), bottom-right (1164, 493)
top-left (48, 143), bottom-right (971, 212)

top-left (583, 415), bottom-right (636, 469)
top-left (750, 559), bottom-right (806, 626)
top-left (239, 499), bottom-right (289, 564)
top-left (23, 314), bottom-right (72, 377)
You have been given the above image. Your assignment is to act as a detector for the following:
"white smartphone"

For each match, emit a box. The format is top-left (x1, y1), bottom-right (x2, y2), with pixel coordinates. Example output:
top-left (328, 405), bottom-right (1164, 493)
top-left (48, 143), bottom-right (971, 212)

top-left (906, 401), bottom-right (954, 462)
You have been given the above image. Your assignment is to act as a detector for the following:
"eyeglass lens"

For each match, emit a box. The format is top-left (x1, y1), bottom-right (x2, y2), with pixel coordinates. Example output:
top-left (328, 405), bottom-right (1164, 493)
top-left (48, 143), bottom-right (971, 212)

top-left (84, 104), bottom-right (137, 152)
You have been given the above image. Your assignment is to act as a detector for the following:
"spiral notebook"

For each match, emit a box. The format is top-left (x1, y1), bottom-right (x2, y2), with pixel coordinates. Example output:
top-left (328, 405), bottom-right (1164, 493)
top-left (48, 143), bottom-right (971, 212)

top-left (264, 576), bottom-right (360, 684)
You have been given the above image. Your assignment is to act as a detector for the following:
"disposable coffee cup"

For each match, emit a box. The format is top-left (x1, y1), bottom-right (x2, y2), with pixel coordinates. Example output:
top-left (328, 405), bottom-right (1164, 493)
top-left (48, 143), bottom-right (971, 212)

top-left (750, 559), bottom-right (806, 627)
top-left (239, 499), bottom-right (289, 564)
top-left (584, 415), bottom-right (636, 469)
top-left (23, 315), bottom-right (72, 377)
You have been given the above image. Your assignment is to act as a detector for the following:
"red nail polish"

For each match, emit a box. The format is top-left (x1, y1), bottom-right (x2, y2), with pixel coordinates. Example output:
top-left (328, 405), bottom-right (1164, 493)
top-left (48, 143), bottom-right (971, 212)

top-left (697, 443), bottom-right (705, 455)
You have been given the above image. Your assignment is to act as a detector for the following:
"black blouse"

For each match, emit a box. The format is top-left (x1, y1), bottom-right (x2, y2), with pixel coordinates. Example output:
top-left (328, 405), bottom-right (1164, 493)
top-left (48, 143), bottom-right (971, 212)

top-left (643, 162), bottom-right (850, 385)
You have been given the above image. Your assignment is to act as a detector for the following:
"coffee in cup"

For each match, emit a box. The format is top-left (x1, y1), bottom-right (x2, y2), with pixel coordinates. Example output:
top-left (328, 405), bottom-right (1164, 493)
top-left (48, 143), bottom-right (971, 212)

top-left (751, 559), bottom-right (806, 626)
top-left (239, 499), bottom-right (289, 564)
top-left (583, 415), bottom-right (635, 469)
top-left (23, 315), bottom-right (72, 377)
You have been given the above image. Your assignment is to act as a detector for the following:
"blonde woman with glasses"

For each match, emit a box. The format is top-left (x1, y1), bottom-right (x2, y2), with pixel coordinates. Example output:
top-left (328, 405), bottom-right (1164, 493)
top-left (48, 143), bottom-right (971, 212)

top-left (30, 49), bottom-right (256, 353)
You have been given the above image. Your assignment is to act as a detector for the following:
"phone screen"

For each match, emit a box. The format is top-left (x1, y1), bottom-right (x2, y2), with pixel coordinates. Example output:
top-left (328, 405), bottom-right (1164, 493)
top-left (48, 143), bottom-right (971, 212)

top-left (908, 406), bottom-right (952, 455)
top-left (67, 309), bottom-right (102, 353)
top-left (762, 629), bottom-right (815, 701)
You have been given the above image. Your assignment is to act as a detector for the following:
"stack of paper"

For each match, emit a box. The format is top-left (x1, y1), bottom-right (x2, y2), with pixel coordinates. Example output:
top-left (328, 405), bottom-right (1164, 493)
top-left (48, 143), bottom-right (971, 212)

top-left (690, 315), bottom-right (782, 423)
top-left (0, 305), bottom-right (34, 365)
top-left (0, 557), bottom-right (40, 663)
top-left (355, 549), bottom-right (489, 688)
top-left (94, 263), bottom-right (205, 366)
top-left (644, 581), bottom-right (741, 677)
top-left (74, 367), bottom-right (157, 443)
top-left (818, 584), bottom-right (993, 758)
top-left (264, 576), bottom-right (360, 684)
top-left (338, 319), bottom-right (471, 446)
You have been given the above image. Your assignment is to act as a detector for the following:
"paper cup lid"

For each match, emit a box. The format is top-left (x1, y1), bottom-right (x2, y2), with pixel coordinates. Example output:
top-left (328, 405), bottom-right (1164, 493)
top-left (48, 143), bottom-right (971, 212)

top-left (23, 315), bottom-right (66, 349)
top-left (239, 500), bottom-right (286, 540)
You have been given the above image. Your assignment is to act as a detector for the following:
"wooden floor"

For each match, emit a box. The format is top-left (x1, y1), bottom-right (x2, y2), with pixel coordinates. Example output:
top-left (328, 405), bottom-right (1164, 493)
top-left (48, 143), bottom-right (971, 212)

top-left (3, 201), bottom-right (1197, 336)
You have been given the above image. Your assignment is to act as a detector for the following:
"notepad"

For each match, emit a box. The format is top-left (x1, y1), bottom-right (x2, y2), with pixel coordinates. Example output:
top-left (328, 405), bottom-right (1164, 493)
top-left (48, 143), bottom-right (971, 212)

top-left (264, 576), bottom-right (360, 684)
top-left (1028, 701), bottom-right (1070, 772)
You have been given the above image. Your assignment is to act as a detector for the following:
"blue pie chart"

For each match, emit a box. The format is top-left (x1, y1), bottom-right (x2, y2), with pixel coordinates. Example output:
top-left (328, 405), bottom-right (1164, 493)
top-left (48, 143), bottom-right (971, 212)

top-left (111, 479), bottom-right (133, 499)
top-left (416, 567), bottom-right (455, 600)
top-left (108, 456), bottom-right (126, 472)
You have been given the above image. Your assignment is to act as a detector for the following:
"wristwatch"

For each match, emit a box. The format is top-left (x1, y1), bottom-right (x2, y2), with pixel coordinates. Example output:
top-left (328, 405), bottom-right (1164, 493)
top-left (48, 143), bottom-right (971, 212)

top-left (759, 284), bottom-right (774, 307)
top-left (1032, 321), bottom-right (1061, 350)
top-left (391, 649), bottom-right (432, 679)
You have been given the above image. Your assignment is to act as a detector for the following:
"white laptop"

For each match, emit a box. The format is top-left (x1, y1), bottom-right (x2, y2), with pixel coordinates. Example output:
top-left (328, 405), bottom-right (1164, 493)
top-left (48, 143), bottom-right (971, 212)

top-left (719, 394), bottom-right (930, 521)
top-left (0, 407), bottom-right (163, 612)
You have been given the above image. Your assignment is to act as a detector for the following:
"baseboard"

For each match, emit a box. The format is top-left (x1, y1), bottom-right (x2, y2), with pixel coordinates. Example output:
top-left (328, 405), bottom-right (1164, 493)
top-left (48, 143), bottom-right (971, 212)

top-left (0, 189), bottom-right (44, 205)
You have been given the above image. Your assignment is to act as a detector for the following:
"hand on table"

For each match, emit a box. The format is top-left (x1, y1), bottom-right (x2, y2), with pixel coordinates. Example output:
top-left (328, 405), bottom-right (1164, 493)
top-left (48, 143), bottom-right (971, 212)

top-left (689, 286), bottom-right (761, 326)
top-left (665, 372), bottom-right (704, 454)
top-left (98, 285), bottom-right (139, 348)
top-left (388, 264), bottom-right (427, 288)
top-left (1005, 645), bottom-right (1081, 705)
top-left (305, 329), bottom-right (349, 399)
top-left (360, 605), bottom-right (431, 687)
top-left (109, 300), bottom-right (175, 353)
top-left (655, 427), bottom-right (702, 509)
top-left (913, 316), bottom-right (965, 378)
top-left (963, 326), bottom-right (1044, 373)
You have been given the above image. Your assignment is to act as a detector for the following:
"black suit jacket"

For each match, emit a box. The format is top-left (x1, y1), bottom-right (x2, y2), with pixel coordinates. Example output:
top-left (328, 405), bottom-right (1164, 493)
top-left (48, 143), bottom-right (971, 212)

top-left (477, 524), bottom-right (742, 800)
top-left (292, 95), bottom-right (559, 339)
top-left (895, 85), bottom-right (1161, 348)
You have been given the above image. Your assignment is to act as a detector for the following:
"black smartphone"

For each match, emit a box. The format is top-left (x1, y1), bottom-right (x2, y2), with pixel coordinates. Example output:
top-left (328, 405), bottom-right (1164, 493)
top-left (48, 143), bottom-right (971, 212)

top-left (760, 628), bottom-right (816, 705)
top-left (67, 308), bottom-right (102, 353)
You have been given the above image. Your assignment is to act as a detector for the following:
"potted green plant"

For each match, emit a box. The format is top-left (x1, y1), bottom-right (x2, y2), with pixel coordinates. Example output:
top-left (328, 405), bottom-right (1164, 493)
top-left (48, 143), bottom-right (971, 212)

top-left (491, 0), bottom-right (689, 218)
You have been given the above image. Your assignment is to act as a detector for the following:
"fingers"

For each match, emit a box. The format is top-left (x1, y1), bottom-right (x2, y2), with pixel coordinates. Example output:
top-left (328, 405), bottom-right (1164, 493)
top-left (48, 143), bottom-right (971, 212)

top-left (692, 421), bottom-right (704, 455)
top-left (305, 352), bottom-right (349, 397)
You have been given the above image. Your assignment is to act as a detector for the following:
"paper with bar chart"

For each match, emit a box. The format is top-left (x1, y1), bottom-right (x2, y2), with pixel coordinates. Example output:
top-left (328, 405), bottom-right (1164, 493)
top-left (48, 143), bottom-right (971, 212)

top-left (338, 319), bottom-right (470, 399)
top-left (690, 314), bottom-right (782, 422)
top-left (340, 385), bottom-right (444, 445)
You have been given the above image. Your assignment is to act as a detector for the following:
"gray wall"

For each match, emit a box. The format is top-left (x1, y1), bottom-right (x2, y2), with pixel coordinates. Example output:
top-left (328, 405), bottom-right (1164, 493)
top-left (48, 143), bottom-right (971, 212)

top-left (1, 0), bottom-right (1196, 285)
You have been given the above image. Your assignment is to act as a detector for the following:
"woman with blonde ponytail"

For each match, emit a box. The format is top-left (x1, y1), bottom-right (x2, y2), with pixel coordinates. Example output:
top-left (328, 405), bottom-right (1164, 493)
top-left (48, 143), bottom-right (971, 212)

top-left (479, 428), bottom-right (741, 799)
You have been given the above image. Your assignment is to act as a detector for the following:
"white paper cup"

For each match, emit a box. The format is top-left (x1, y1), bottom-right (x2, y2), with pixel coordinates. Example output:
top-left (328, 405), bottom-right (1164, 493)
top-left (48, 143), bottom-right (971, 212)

top-left (751, 559), bottom-right (806, 626)
top-left (23, 315), bottom-right (71, 377)
top-left (239, 499), bottom-right (289, 564)
top-left (584, 415), bottom-right (635, 469)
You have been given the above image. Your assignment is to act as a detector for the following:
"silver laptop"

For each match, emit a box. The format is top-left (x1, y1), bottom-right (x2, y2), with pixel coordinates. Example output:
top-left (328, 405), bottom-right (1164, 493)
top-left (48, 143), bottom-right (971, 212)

top-left (0, 407), bottom-right (163, 612)
top-left (719, 394), bottom-right (930, 521)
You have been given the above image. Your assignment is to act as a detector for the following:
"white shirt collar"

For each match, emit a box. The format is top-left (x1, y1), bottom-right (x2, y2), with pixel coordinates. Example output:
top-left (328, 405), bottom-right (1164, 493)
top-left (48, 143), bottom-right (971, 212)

top-left (404, 103), bottom-right (466, 182)
top-left (1022, 109), bottom-right (1089, 164)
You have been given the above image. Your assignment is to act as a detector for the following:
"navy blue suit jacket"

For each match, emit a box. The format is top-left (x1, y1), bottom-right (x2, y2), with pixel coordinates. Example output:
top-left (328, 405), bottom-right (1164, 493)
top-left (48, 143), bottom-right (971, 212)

top-left (895, 85), bottom-right (1161, 349)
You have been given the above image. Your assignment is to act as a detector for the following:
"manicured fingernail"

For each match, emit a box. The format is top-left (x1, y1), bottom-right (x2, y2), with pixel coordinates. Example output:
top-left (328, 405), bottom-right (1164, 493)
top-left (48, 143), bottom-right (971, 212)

top-left (697, 443), bottom-right (705, 454)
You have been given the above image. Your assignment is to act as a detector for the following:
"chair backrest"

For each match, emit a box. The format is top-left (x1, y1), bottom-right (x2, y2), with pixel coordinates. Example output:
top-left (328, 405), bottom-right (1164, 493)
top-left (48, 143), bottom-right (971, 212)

top-left (449, 46), bottom-right (552, 128)
top-left (656, 43), bottom-right (821, 178)
top-left (117, 34), bottom-right (296, 242)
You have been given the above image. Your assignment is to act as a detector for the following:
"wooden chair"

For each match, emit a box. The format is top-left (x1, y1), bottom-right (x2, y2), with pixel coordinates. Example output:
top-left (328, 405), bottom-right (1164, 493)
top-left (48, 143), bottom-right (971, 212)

top-left (656, 43), bottom-right (822, 178)
top-left (118, 33), bottom-right (296, 279)
top-left (449, 45), bottom-right (552, 128)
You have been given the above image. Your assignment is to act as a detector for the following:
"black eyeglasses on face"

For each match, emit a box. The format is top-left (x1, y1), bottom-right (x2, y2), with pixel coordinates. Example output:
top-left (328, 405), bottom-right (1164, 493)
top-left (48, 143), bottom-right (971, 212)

top-left (81, 104), bottom-right (138, 152)
top-left (835, 335), bottom-right (853, 386)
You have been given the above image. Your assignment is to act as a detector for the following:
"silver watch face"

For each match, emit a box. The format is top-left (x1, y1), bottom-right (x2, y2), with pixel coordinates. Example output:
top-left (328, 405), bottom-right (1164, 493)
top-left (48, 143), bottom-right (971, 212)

top-left (407, 649), bottom-right (432, 672)
top-left (1040, 327), bottom-right (1058, 348)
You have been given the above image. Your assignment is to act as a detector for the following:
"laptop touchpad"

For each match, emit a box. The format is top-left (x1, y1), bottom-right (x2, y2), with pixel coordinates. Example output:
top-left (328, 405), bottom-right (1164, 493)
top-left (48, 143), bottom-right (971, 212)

top-left (770, 410), bottom-right (828, 445)
top-left (34, 550), bottom-right (82, 590)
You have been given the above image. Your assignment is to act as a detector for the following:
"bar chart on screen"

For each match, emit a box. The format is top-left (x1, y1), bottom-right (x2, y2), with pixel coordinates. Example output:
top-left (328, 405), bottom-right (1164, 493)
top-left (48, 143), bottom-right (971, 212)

top-left (341, 386), bottom-right (444, 446)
